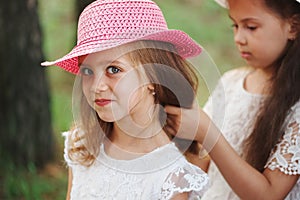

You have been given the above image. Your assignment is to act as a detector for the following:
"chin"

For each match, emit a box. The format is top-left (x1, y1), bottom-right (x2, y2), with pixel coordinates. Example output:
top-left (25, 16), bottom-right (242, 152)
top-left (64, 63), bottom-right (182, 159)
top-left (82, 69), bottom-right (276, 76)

top-left (98, 114), bottom-right (127, 123)
top-left (96, 113), bottom-right (116, 123)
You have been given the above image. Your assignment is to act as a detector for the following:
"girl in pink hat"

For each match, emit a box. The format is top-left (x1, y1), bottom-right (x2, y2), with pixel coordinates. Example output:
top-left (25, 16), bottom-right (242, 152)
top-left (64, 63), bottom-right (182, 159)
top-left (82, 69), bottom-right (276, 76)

top-left (43, 0), bottom-right (209, 199)
top-left (165, 0), bottom-right (300, 199)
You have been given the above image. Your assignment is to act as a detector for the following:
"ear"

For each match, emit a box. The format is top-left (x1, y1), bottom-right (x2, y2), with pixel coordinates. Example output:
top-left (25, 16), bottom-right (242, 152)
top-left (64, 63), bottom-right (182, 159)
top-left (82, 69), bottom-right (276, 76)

top-left (147, 84), bottom-right (156, 96)
top-left (147, 84), bottom-right (155, 91)
top-left (287, 15), bottom-right (299, 40)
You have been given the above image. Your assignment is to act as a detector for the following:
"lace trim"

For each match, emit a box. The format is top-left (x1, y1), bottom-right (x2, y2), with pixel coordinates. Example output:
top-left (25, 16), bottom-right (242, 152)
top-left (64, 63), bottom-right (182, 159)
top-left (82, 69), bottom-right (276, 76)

top-left (64, 130), bottom-right (209, 199)
top-left (266, 103), bottom-right (300, 175)
top-left (160, 166), bottom-right (209, 200)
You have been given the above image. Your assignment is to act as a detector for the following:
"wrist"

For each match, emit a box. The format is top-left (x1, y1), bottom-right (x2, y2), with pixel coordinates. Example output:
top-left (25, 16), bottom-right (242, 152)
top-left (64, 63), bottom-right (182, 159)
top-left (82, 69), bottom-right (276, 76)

top-left (197, 110), bottom-right (222, 152)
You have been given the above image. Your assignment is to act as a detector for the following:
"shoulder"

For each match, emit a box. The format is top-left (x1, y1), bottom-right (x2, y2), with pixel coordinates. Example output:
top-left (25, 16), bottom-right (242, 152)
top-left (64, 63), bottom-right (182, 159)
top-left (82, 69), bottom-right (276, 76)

top-left (205, 66), bottom-right (251, 103)
top-left (160, 153), bottom-right (209, 199)
top-left (284, 100), bottom-right (300, 132)
top-left (265, 99), bottom-right (300, 175)
top-left (289, 100), bottom-right (300, 120)
top-left (220, 66), bottom-right (252, 83)
top-left (210, 66), bottom-right (252, 94)
top-left (285, 99), bottom-right (300, 139)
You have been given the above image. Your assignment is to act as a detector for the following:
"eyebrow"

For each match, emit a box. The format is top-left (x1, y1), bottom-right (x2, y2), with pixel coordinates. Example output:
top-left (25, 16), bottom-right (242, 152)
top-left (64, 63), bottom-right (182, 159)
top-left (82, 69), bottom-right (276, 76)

top-left (78, 59), bottom-right (129, 68)
top-left (228, 14), bottom-right (260, 23)
top-left (111, 60), bottom-right (125, 65)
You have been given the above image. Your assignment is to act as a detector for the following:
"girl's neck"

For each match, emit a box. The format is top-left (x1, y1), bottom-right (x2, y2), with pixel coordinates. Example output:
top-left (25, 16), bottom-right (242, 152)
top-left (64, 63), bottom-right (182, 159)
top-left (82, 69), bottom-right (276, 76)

top-left (104, 118), bottom-right (170, 159)
top-left (244, 68), bottom-right (273, 95)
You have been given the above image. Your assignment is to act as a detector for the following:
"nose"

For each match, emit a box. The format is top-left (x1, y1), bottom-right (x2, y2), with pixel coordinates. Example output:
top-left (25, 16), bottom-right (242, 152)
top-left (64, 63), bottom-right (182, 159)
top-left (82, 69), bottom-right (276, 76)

top-left (91, 73), bottom-right (109, 93)
top-left (234, 29), bottom-right (247, 45)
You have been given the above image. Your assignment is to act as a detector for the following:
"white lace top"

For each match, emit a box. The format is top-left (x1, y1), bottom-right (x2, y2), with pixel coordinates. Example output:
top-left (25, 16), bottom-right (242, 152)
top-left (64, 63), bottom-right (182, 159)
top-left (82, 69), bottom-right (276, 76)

top-left (202, 68), bottom-right (300, 200)
top-left (63, 131), bottom-right (209, 200)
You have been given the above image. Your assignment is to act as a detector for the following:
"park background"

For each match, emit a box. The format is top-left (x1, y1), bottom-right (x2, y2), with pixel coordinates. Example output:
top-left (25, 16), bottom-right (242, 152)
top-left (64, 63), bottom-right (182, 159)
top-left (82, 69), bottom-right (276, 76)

top-left (1, 0), bottom-right (244, 199)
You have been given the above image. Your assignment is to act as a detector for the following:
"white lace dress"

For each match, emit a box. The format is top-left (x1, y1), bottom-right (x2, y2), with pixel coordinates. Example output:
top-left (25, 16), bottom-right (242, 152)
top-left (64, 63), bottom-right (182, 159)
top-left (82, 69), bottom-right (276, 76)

top-left (63, 132), bottom-right (209, 200)
top-left (202, 68), bottom-right (300, 200)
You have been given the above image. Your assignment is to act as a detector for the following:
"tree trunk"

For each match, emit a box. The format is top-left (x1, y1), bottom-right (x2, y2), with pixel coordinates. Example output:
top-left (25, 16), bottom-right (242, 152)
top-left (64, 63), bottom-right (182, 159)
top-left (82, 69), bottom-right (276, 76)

top-left (75, 0), bottom-right (96, 19)
top-left (0, 0), bottom-right (53, 168)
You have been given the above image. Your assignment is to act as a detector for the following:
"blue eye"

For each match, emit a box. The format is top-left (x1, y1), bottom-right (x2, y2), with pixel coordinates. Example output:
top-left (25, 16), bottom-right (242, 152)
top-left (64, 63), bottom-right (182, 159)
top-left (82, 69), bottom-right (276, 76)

top-left (80, 67), bottom-right (93, 75)
top-left (107, 66), bottom-right (120, 74)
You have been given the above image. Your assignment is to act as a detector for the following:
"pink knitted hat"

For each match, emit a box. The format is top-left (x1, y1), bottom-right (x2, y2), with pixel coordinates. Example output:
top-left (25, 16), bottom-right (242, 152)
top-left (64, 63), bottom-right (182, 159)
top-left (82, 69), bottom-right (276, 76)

top-left (42, 0), bottom-right (202, 74)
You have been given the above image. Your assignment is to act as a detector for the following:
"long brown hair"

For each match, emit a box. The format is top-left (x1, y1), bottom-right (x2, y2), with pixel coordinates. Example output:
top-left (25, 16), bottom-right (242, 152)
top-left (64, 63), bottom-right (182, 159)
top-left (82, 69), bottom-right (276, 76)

top-left (68, 40), bottom-right (199, 166)
top-left (243, 0), bottom-right (300, 172)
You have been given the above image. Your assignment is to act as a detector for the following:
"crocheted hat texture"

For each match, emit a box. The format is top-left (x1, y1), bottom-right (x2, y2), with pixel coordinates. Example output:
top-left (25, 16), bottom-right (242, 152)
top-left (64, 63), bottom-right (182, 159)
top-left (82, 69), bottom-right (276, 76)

top-left (42, 0), bottom-right (202, 74)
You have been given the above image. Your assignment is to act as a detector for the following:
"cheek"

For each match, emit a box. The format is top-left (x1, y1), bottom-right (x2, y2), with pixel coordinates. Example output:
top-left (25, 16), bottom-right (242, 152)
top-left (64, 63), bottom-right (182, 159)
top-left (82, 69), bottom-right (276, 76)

top-left (116, 83), bottom-right (140, 105)
top-left (258, 38), bottom-right (287, 61)
top-left (81, 80), bottom-right (93, 105)
top-left (114, 79), bottom-right (144, 111)
top-left (257, 26), bottom-right (289, 52)
top-left (115, 71), bottom-right (143, 98)
top-left (128, 88), bottom-right (144, 108)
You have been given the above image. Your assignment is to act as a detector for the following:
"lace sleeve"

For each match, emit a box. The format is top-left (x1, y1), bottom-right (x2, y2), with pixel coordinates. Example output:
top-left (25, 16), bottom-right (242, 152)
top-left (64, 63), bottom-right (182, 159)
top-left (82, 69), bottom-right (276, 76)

top-left (265, 101), bottom-right (300, 175)
top-left (159, 163), bottom-right (209, 200)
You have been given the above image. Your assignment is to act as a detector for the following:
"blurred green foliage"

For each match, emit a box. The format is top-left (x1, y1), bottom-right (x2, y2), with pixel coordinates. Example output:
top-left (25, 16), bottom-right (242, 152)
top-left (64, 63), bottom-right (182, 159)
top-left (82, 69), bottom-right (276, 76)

top-left (2, 161), bottom-right (67, 199)
top-left (1, 0), bottom-right (245, 199)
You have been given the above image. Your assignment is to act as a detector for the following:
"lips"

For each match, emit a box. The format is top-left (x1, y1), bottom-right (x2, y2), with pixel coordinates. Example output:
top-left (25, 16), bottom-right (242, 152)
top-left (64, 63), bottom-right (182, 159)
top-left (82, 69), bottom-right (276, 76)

top-left (240, 51), bottom-right (252, 59)
top-left (95, 99), bottom-right (112, 107)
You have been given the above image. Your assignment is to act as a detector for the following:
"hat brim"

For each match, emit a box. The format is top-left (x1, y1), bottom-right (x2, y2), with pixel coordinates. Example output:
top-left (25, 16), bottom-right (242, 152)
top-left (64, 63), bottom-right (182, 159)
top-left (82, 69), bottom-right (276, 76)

top-left (214, 0), bottom-right (227, 8)
top-left (41, 30), bottom-right (202, 74)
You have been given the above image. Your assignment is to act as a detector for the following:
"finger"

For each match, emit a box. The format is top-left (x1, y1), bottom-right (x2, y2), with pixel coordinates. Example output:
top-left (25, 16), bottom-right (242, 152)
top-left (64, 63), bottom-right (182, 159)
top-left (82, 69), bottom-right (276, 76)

top-left (164, 124), bottom-right (178, 136)
top-left (165, 117), bottom-right (177, 130)
top-left (165, 116), bottom-right (172, 124)
top-left (166, 113), bottom-right (177, 121)
top-left (166, 114), bottom-right (181, 127)
top-left (164, 105), bottom-right (182, 116)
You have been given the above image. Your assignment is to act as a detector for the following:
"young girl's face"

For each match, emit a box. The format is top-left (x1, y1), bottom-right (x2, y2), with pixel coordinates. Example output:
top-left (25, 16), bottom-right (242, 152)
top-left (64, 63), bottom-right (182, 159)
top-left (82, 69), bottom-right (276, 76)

top-left (79, 46), bottom-right (155, 125)
top-left (228, 0), bottom-right (295, 71)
